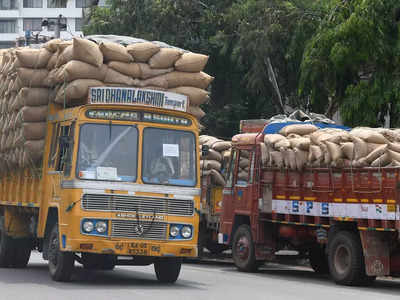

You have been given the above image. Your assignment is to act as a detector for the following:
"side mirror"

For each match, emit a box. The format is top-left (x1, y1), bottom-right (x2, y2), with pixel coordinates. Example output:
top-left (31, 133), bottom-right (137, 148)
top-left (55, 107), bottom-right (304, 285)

top-left (201, 145), bottom-right (209, 157)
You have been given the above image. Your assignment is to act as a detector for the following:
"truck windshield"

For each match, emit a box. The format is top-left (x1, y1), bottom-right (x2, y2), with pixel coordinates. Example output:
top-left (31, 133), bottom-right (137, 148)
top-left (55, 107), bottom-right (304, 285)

top-left (142, 128), bottom-right (196, 187)
top-left (77, 123), bottom-right (138, 182)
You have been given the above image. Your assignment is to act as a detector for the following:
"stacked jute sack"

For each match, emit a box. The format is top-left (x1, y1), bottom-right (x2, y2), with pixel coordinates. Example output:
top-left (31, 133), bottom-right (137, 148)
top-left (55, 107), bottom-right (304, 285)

top-left (232, 125), bottom-right (400, 170)
top-left (199, 135), bottom-right (231, 186)
top-left (0, 37), bottom-right (213, 172)
top-left (0, 47), bottom-right (51, 171)
top-left (44, 37), bottom-right (213, 119)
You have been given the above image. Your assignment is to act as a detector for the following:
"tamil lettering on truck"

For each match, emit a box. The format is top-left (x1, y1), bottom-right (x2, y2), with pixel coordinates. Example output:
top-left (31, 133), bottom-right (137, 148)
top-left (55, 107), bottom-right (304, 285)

top-left (0, 87), bottom-right (200, 283)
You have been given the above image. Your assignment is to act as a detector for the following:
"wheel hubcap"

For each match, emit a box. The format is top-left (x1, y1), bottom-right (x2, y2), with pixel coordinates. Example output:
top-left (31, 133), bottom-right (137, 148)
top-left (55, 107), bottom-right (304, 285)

top-left (236, 236), bottom-right (250, 261)
top-left (334, 244), bottom-right (351, 275)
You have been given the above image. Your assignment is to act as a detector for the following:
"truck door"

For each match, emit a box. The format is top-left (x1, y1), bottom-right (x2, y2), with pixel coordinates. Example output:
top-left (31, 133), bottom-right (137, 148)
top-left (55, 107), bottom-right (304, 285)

top-left (233, 149), bottom-right (253, 212)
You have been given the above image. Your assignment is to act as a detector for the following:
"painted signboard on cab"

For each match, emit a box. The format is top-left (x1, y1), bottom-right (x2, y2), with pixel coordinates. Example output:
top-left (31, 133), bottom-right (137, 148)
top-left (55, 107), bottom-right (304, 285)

top-left (88, 87), bottom-right (188, 112)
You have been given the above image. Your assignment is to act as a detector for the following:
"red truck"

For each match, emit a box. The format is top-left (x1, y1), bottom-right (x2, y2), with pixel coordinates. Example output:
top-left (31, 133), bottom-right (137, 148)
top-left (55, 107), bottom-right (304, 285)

top-left (218, 120), bottom-right (400, 286)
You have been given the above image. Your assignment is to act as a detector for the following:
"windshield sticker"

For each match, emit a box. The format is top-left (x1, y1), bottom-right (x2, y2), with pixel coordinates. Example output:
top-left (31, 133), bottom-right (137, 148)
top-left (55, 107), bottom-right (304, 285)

top-left (96, 167), bottom-right (118, 180)
top-left (163, 144), bottom-right (179, 157)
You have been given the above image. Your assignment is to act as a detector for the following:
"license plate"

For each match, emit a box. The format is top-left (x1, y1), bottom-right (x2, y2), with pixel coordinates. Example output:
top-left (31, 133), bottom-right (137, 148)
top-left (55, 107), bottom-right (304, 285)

top-left (127, 242), bottom-right (149, 255)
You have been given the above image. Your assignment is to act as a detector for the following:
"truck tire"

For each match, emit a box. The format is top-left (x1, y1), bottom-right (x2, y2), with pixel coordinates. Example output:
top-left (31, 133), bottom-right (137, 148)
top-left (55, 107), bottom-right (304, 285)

top-left (328, 231), bottom-right (365, 286)
top-left (12, 239), bottom-right (32, 268)
top-left (82, 253), bottom-right (116, 271)
top-left (232, 224), bottom-right (259, 272)
top-left (309, 245), bottom-right (329, 274)
top-left (154, 258), bottom-right (181, 283)
top-left (48, 224), bottom-right (74, 282)
top-left (0, 216), bottom-right (15, 267)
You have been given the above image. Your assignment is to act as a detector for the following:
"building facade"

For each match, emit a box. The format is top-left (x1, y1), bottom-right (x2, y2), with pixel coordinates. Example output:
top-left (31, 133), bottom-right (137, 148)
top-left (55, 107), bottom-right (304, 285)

top-left (0, 0), bottom-right (95, 48)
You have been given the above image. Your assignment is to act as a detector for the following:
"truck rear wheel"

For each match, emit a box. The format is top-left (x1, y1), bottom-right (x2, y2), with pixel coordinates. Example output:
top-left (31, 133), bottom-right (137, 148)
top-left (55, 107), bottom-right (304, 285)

top-left (48, 224), bottom-right (74, 282)
top-left (0, 217), bottom-right (15, 267)
top-left (328, 231), bottom-right (365, 286)
top-left (232, 224), bottom-right (259, 272)
top-left (309, 245), bottom-right (329, 274)
top-left (154, 258), bottom-right (181, 283)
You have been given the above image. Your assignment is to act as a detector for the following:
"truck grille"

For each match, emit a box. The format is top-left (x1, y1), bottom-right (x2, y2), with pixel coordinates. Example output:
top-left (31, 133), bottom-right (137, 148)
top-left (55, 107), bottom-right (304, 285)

top-left (81, 194), bottom-right (194, 216)
top-left (111, 220), bottom-right (167, 240)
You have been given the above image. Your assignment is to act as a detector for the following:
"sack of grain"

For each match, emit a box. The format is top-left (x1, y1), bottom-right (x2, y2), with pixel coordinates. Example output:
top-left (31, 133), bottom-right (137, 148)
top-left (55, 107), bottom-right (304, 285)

top-left (274, 138), bottom-right (291, 149)
top-left (210, 169), bottom-right (226, 186)
top-left (139, 71), bottom-right (213, 89)
top-left (351, 128), bottom-right (389, 144)
top-left (16, 48), bottom-right (52, 69)
top-left (107, 61), bottom-right (141, 78)
top-left (351, 136), bottom-right (368, 160)
top-left (72, 38), bottom-right (103, 68)
top-left (388, 149), bottom-right (400, 162)
top-left (294, 148), bottom-right (308, 170)
top-left (279, 124), bottom-right (318, 136)
top-left (199, 135), bottom-right (214, 145)
top-left (22, 139), bottom-right (45, 162)
top-left (99, 42), bottom-right (133, 63)
top-left (308, 145), bottom-right (323, 162)
top-left (16, 105), bottom-right (48, 123)
top-left (47, 52), bottom-right (58, 70)
top-left (17, 68), bottom-right (50, 88)
top-left (325, 141), bottom-right (342, 161)
top-left (55, 45), bottom-right (73, 67)
top-left (364, 144), bottom-right (387, 163)
top-left (148, 48), bottom-right (182, 69)
top-left (43, 38), bottom-right (63, 53)
top-left (174, 52), bottom-right (209, 73)
top-left (187, 106), bottom-right (205, 119)
top-left (264, 134), bottom-right (286, 146)
top-left (289, 137), bottom-right (310, 151)
top-left (200, 159), bottom-right (221, 171)
top-left (55, 60), bottom-right (108, 83)
top-left (54, 79), bottom-right (104, 103)
top-left (388, 143), bottom-right (400, 153)
top-left (341, 142), bottom-right (354, 160)
top-left (371, 153), bottom-right (391, 167)
top-left (212, 141), bottom-right (231, 152)
top-left (232, 133), bottom-right (258, 145)
top-left (260, 142), bottom-right (269, 165)
top-left (203, 148), bottom-right (222, 162)
top-left (168, 86), bottom-right (209, 106)
top-left (126, 42), bottom-right (160, 62)
top-left (239, 158), bottom-right (249, 168)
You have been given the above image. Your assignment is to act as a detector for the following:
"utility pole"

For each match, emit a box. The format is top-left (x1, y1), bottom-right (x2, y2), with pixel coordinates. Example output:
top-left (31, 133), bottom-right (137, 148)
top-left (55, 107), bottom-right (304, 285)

top-left (54, 14), bottom-right (62, 38)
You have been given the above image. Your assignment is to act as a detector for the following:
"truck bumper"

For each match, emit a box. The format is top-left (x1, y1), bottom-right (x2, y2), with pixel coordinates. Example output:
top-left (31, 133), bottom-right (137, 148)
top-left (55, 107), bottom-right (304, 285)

top-left (65, 238), bottom-right (198, 258)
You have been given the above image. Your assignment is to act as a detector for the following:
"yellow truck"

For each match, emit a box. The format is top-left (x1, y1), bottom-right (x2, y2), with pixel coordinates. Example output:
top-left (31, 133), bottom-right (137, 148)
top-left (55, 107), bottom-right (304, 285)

top-left (0, 87), bottom-right (201, 282)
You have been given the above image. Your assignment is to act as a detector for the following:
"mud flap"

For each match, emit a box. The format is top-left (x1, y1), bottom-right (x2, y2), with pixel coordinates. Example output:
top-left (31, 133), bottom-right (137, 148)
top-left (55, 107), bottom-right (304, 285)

top-left (359, 231), bottom-right (390, 276)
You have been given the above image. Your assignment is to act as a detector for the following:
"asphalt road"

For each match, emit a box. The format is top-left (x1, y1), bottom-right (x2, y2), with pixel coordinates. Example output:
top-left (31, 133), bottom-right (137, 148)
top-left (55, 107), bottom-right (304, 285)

top-left (0, 252), bottom-right (399, 300)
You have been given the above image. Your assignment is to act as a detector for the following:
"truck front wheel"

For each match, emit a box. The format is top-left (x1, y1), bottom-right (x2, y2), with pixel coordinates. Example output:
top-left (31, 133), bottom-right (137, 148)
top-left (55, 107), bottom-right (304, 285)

top-left (154, 258), bottom-right (181, 283)
top-left (328, 231), bottom-right (365, 285)
top-left (48, 224), bottom-right (74, 282)
top-left (232, 224), bottom-right (259, 272)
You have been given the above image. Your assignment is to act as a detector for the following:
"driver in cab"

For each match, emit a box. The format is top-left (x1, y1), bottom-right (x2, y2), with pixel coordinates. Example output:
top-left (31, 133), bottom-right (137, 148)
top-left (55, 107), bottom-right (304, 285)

top-left (149, 144), bottom-right (175, 183)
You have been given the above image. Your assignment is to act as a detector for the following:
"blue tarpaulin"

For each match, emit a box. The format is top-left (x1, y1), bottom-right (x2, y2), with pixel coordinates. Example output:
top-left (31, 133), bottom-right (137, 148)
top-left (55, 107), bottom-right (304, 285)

top-left (263, 122), bottom-right (350, 134)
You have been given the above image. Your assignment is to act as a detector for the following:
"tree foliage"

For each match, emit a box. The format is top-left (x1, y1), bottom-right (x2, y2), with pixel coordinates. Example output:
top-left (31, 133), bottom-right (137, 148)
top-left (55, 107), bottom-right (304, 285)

top-left (85, 0), bottom-right (400, 136)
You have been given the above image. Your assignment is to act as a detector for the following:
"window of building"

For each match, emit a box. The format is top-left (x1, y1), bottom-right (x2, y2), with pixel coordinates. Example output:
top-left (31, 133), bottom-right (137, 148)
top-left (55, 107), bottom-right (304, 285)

top-left (47, 18), bottom-right (67, 31)
top-left (23, 0), bottom-right (42, 8)
top-left (75, 18), bottom-right (83, 31)
top-left (23, 18), bottom-right (42, 31)
top-left (76, 0), bottom-right (93, 8)
top-left (0, 19), bottom-right (16, 33)
top-left (47, 0), bottom-right (66, 8)
top-left (0, 0), bottom-right (18, 10)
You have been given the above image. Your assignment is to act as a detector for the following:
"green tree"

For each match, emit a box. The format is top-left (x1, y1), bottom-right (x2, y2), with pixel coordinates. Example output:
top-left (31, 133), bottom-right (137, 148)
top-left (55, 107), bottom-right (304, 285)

top-left (300, 0), bottom-right (400, 126)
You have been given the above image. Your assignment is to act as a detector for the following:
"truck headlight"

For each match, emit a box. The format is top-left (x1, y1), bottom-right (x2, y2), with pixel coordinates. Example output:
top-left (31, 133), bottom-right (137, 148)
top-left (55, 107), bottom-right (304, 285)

top-left (83, 221), bottom-right (94, 233)
top-left (181, 226), bottom-right (192, 238)
top-left (95, 221), bottom-right (107, 233)
top-left (170, 225), bottom-right (180, 237)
